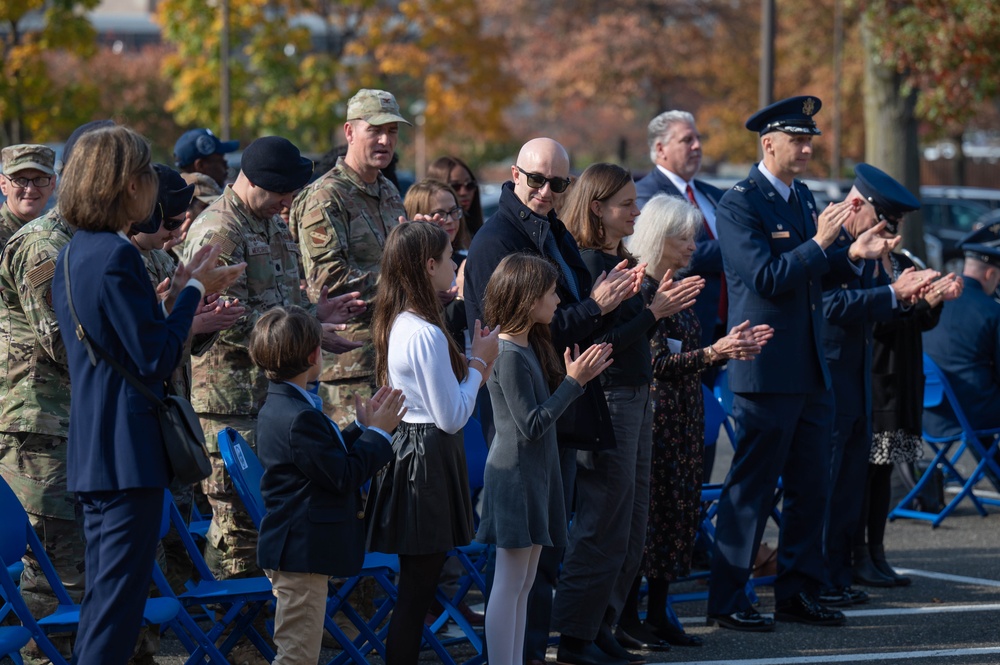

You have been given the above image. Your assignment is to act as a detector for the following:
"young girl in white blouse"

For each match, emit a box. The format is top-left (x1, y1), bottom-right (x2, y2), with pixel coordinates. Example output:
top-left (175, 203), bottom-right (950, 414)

top-left (367, 221), bottom-right (499, 665)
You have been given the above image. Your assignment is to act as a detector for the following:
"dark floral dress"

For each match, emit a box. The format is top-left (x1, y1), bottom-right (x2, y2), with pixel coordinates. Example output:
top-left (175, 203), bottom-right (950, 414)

top-left (641, 276), bottom-right (722, 581)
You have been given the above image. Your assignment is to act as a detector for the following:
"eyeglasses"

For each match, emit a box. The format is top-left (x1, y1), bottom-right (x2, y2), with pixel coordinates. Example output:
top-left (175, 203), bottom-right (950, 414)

top-left (515, 166), bottom-right (571, 193)
top-left (449, 180), bottom-right (477, 193)
top-left (430, 206), bottom-right (464, 221)
top-left (3, 174), bottom-right (52, 189)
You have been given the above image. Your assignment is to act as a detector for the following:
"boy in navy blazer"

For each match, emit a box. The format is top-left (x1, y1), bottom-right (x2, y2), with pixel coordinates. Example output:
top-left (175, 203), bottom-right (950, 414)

top-left (249, 306), bottom-right (404, 665)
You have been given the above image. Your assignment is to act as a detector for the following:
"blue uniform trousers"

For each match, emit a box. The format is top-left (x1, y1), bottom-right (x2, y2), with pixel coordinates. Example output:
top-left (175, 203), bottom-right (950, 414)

top-left (708, 389), bottom-right (833, 615)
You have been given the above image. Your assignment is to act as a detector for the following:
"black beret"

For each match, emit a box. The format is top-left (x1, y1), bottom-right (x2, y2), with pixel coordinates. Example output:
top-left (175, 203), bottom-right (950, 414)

top-left (746, 96), bottom-right (822, 136)
top-left (240, 136), bottom-right (312, 193)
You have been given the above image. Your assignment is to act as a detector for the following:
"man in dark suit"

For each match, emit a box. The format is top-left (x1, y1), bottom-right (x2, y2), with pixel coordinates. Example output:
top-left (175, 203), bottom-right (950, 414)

top-left (250, 305), bottom-right (402, 665)
top-left (464, 138), bottom-right (644, 665)
top-left (635, 111), bottom-right (726, 350)
top-left (924, 225), bottom-right (1000, 479)
top-left (708, 96), bottom-right (891, 632)
top-left (819, 164), bottom-right (935, 603)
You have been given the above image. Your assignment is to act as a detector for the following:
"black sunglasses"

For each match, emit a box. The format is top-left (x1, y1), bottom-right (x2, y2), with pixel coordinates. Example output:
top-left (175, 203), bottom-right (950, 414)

top-left (515, 165), bottom-right (571, 193)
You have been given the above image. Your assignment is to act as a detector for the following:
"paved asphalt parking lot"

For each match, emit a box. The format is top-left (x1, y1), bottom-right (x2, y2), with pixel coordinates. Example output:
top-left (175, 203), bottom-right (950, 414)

top-left (154, 437), bottom-right (1000, 665)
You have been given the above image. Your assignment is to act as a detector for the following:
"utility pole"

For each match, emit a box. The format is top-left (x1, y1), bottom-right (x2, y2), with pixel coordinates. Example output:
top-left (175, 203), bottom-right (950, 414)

top-left (220, 0), bottom-right (231, 141)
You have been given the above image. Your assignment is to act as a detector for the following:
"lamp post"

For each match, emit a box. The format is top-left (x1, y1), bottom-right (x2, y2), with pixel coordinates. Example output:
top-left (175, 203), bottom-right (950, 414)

top-left (220, 0), bottom-right (231, 141)
top-left (411, 100), bottom-right (427, 181)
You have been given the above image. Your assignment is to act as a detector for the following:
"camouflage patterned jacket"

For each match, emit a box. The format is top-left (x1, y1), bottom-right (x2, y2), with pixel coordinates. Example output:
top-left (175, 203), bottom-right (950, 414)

top-left (181, 186), bottom-right (305, 415)
top-left (0, 203), bottom-right (27, 250)
top-left (0, 208), bottom-right (74, 436)
top-left (289, 157), bottom-right (403, 381)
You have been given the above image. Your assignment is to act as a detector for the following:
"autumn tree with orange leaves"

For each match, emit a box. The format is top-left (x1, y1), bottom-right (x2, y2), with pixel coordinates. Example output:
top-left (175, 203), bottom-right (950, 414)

top-left (156, 0), bottom-right (516, 162)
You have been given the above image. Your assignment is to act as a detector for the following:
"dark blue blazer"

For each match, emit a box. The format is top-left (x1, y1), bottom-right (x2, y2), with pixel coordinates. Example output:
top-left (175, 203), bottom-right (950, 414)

top-left (923, 276), bottom-right (1000, 438)
top-left (821, 231), bottom-right (896, 418)
top-left (716, 165), bottom-right (855, 394)
top-left (53, 230), bottom-right (200, 492)
top-left (635, 168), bottom-right (725, 346)
top-left (256, 382), bottom-right (392, 576)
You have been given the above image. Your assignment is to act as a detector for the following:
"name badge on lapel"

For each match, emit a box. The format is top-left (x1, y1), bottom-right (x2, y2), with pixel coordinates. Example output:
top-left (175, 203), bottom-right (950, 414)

top-left (771, 231), bottom-right (790, 239)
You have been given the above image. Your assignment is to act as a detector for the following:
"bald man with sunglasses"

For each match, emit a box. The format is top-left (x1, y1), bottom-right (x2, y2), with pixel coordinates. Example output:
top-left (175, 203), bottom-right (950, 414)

top-left (464, 137), bottom-right (638, 665)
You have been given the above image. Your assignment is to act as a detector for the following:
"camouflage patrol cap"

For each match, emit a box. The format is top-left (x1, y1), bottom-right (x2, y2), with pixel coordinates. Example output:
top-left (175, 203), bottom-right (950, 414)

top-left (346, 89), bottom-right (412, 127)
top-left (1, 144), bottom-right (56, 176)
top-left (182, 171), bottom-right (223, 204)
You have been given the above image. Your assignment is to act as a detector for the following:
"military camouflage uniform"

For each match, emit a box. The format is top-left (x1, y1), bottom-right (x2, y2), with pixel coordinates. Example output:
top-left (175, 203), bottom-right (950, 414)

top-left (0, 208), bottom-right (81, 662)
top-left (181, 185), bottom-right (305, 580)
top-left (289, 157), bottom-right (403, 427)
top-left (0, 202), bottom-right (27, 249)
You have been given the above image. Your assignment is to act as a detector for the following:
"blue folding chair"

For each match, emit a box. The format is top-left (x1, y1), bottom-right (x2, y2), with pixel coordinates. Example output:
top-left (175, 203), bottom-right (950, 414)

top-left (890, 354), bottom-right (1000, 527)
top-left (152, 490), bottom-right (276, 665)
top-left (0, 476), bottom-right (181, 665)
top-left (667, 387), bottom-right (771, 614)
top-left (0, 625), bottom-right (30, 665)
top-left (218, 427), bottom-right (420, 665)
top-left (423, 419), bottom-right (489, 663)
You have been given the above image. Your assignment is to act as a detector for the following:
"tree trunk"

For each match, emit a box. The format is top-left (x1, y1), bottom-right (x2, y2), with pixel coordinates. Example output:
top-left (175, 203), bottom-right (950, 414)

top-left (862, 14), bottom-right (924, 261)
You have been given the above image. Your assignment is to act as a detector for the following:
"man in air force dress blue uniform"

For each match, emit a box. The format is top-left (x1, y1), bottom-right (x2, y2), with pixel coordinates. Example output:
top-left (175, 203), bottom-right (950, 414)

top-left (707, 96), bottom-right (892, 631)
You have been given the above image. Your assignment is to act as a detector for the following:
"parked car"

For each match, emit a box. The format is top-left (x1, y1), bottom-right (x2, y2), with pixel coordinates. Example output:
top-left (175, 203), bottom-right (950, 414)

top-left (920, 185), bottom-right (1000, 212)
top-left (921, 197), bottom-right (991, 273)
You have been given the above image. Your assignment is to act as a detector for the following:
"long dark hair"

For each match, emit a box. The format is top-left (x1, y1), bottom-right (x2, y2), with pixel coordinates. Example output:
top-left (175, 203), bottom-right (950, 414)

top-left (427, 155), bottom-right (484, 235)
top-left (373, 222), bottom-right (467, 386)
top-left (562, 162), bottom-right (637, 265)
top-left (483, 253), bottom-right (564, 390)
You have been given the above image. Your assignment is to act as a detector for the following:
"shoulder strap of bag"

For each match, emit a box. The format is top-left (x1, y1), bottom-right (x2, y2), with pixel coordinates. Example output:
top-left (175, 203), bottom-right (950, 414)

top-left (62, 242), bottom-right (166, 410)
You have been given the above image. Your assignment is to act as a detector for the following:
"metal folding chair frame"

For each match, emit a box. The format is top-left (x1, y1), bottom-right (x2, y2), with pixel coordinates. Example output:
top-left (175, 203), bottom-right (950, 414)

top-left (890, 354), bottom-right (1000, 527)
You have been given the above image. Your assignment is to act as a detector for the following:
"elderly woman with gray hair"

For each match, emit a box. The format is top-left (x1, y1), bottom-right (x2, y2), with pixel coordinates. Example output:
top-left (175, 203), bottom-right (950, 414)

top-left (616, 194), bottom-right (773, 649)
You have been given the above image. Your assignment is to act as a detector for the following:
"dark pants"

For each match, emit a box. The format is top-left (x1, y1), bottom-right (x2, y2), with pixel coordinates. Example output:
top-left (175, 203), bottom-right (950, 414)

top-left (825, 410), bottom-right (871, 588)
top-left (73, 487), bottom-right (163, 665)
top-left (708, 390), bottom-right (833, 615)
top-left (551, 385), bottom-right (652, 639)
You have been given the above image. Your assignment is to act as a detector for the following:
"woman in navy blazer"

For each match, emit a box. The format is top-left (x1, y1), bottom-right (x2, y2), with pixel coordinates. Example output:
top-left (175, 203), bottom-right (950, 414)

top-left (52, 126), bottom-right (244, 665)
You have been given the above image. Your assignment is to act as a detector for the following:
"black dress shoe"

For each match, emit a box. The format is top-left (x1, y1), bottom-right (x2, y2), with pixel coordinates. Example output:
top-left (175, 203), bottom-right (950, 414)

top-left (853, 555), bottom-right (896, 588)
top-left (614, 625), bottom-right (671, 652)
top-left (594, 623), bottom-right (645, 664)
top-left (647, 620), bottom-right (704, 647)
top-left (817, 586), bottom-right (868, 607)
top-left (871, 545), bottom-right (912, 587)
top-left (705, 608), bottom-right (775, 632)
top-left (775, 592), bottom-right (846, 626)
top-left (556, 639), bottom-right (628, 665)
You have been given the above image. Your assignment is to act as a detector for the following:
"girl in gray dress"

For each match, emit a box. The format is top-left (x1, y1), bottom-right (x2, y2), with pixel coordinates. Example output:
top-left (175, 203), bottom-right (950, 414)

top-left (479, 254), bottom-right (613, 665)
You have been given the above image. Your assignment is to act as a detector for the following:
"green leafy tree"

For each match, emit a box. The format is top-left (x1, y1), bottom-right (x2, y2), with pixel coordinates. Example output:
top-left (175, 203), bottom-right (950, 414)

top-left (0, 0), bottom-right (99, 144)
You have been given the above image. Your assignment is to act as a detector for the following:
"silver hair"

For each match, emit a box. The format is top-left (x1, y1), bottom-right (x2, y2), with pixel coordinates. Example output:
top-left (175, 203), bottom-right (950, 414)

top-left (647, 110), bottom-right (696, 163)
top-left (626, 193), bottom-right (703, 270)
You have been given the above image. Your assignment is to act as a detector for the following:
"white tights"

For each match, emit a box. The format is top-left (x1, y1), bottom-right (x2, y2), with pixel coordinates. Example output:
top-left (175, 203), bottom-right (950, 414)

top-left (486, 545), bottom-right (542, 665)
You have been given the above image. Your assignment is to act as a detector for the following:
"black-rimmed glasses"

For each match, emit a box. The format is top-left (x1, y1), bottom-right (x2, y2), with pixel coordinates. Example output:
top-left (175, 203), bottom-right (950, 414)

top-left (430, 206), bottom-right (464, 221)
top-left (3, 174), bottom-right (52, 189)
top-left (515, 166), bottom-right (571, 193)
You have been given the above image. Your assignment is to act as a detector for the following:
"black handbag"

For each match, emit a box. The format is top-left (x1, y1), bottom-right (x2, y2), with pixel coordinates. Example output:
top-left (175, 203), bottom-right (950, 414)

top-left (62, 246), bottom-right (211, 485)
